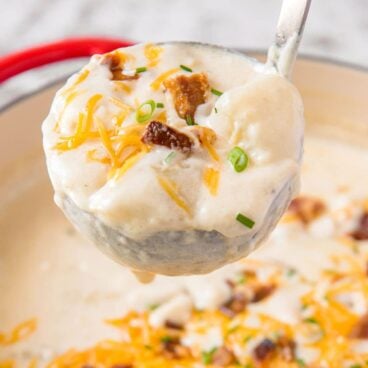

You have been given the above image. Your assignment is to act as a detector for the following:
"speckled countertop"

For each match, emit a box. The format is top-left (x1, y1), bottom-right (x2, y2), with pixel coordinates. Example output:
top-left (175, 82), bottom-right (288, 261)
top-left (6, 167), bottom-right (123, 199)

top-left (0, 0), bottom-right (367, 107)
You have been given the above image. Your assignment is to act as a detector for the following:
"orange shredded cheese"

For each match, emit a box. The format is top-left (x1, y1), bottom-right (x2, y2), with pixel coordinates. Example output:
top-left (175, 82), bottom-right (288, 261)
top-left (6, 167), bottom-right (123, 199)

top-left (157, 175), bottom-right (191, 215)
top-left (144, 43), bottom-right (163, 67)
top-left (60, 69), bottom-right (89, 98)
top-left (113, 81), bottom-right (132, 94)
top-left (203, 167), bottom-right (220, 195)
top-left (54, 94), bottom-right (103, 151)
top-left (197, 126), bottom-right (220, 162)
top-left (0, 360), bottom-right (15, 368)
top-left (150, 68), bottom-right (180, 91)
top-left (0, 318), bottom-right (37, 346)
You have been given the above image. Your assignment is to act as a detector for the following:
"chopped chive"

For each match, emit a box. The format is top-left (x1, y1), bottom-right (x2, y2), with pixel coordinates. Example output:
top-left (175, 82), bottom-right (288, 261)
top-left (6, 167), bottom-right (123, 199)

top-left (160, 335), bottom-right (173, 343)
top-left (136, 99), bottom-right (156, 123)
top-left (349, 365), bottom-right (362, 368)
top-left (201, 347), bottom-right (217, 365)
top-left (156, 102), bottom-right (164, 108)
top-left (164, 151), bottom-right (176, 165)
top-left (211, 88), bottom-right (223, 96)
top-left (296, 358), bottom-right (306, 367)
top-left (180, 64), bottom-right (193, 72)
top-left (147, 303), bottom-right (159, 311)
top-left (236, 213), bottom-right (255, 229)
top-left (304, 317), bottom-right (319, 325)
top-left (136, 66), bottom-right (147, 73)
top-left (227, 146), bottom-right (249, 173)
top-left (214, 107), bottom-right (218, 114)
top-left (286, 268), bottom-right (297, 278)
top-left (186, 115), bottom-right (197, 126)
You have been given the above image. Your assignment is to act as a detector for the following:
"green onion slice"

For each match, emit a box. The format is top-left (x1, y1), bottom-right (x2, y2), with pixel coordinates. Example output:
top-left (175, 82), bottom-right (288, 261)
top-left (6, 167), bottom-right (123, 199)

top-left (180, 64), bottom-right (193, 72)
top-left (236, 213), bottom-right (255, 229)
top-left (201, 347), bottom-right (217, 365)
top-left (186, 115), bottom-right (197, 126)
top-left (164, 151), bottom-right (176, 164)
top-left (214, 107), bottom-right (218, 114)
top-left (227, 146), bottom-right (248, 172)
top-left (211, 88), bottom-right (223, 96)
top-left (156, 102), bottom-right (164, 108)
top-left (136, 100), bottom-right (156, 123)
top-left (136, 66), bottom-right (147, 73)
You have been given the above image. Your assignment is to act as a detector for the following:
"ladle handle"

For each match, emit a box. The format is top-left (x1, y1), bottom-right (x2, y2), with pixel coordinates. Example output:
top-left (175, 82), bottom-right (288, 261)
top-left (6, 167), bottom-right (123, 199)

top-left (267, 0), bottom-right (312, 79)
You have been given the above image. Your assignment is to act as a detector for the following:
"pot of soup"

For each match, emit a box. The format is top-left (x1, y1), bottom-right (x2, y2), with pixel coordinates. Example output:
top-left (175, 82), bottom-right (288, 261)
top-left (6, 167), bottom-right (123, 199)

top-left (1, 38), bottom-right (368, 367)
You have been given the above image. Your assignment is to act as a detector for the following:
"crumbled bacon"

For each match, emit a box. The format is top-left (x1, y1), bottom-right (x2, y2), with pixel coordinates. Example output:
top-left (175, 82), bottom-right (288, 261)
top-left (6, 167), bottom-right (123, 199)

top-left (277, 336), bottom-right (296, 362)
top-left (350, 313), bottom-right (368, 338)
top-left (288, 196), bottom-right (326, 224)
top-left (160, 337), bottom-right (191, 360)
top-left (102, 53), bottom-right (138, 81)
top-left (220, 292), bottom-right (248, 317)
top-left (211, 347), bottom-right (236, 366)
top-left (253, 338), bottom-right (276, 362)
top-left (141, 121), bottom-right (193, 153)
top-left (350, 213), bottom-right (368, 241)
top-left (110, 365), bottom-right (133, 368)
top-left (164, 73), bottom-right (209, 120)
top-left (251, 284), bottom-right (275, 303)
top-left (165, 320), bottom-right (184, 330)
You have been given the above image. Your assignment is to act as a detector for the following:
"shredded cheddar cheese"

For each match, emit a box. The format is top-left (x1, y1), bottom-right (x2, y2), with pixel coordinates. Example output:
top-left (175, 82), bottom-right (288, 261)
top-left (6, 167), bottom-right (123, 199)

top-left (203, 167), bottom-right (220, 195)
top-left (157, 175), bottom-right (191, 215)
top-left (197, 126), bottom-right (220, 162)
top-left (60, 69), bottom-right (89, 98)
top-left (144, 44), bottom-right (163, 67)
top-left (0, 318), bottom-right (37, 346)
top-left (150, 68), bottom-right (180, 91)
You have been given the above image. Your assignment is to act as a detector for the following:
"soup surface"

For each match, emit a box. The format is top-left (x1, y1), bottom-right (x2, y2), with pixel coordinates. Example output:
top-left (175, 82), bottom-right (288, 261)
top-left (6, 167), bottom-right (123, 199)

top-left (1, 132), bottom-right (368, 367)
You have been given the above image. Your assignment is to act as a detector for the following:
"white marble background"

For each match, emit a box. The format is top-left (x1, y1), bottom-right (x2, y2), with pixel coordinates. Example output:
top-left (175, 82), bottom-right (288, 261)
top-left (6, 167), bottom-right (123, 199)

top-left (0, 0), bottom-right (367, 105)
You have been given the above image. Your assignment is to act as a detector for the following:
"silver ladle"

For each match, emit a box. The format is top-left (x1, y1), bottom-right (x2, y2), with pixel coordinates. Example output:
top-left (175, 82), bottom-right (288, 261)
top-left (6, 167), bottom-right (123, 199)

top-left (59, 0), bottom-right (311, 277)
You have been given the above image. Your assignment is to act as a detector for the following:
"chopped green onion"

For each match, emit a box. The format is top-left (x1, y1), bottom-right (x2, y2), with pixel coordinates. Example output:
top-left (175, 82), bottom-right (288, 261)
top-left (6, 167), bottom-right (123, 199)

top-left (304, 317), bottom-right (319, 325)
top-left (180, 64), bottom-right (192, 72)
top-left (147, 303), bottom-right (159, 311)
top-left (236, 213), bottom-right (255, 229)
top-left (136, 66), bottom-right (147, 73)
top-left (286, 268), bottom-right (297, 278)
top-left (186, 115), bottom-right (197, 126)
top-left (296, 358), bottom-right (306, 367)
top-left (164, 151), bottom-right (176, 165)
top-left (214, 107), bottom-right (218, 114)
top-left (156, 102), bottom-right (165, 108)
top-left (136, 100), bottom-right (156, 123)
top-left (349, 365), bottom-right (362, 368)
top-left (211, 88), bottom-right (223, 96)
top-left (160, 335), bottom-right (173, 343)
top-left (201, 347), bottom-right (217, 365)
top-left (227, 146), bottom-right (249, 172)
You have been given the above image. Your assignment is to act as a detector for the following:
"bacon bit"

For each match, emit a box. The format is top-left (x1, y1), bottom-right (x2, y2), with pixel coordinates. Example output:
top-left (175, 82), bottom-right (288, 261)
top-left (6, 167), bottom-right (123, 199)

top-left (350, 313), bottom-right (368, 338)
top-left (288, 196), bottom-right (326, 224)
top-left (164, 73), bottom-right (209, 120)
top-left (252, 338), bottom-right (276, 362)
top-left (110, 365), bottom-right (133, 368)
top-left (141, 121), bottom-right (193, 154)
top-left (277, 336), bottom-right (296, 362)
top-left (103, 53), bottom-right (138, 81)
top-left (165, 320), bottom-right (184, 330)
top-left (350, 213), bottom-right (368, 240)
top-left (211, 347), bottom-right (236, 367)
top-left (220, 292), bottom-right (248, 317)
top-left (251, 284), bottom-right (275, 303)
top-left (160, 337), bottom-right (191, 360)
